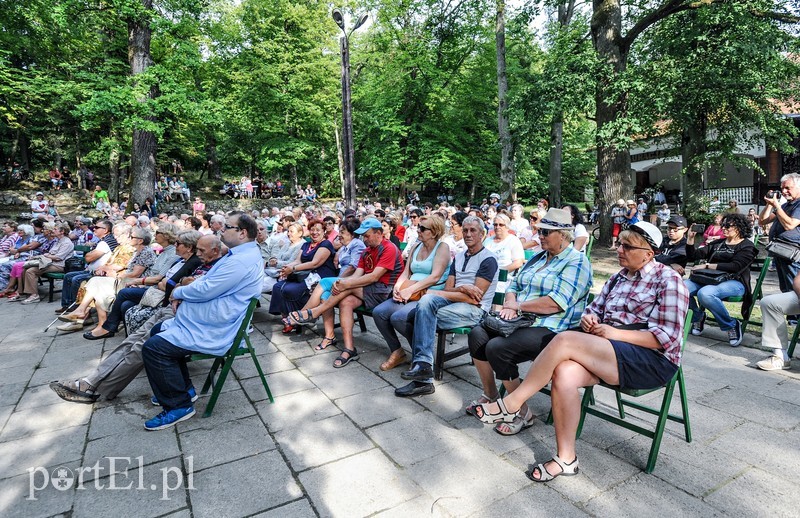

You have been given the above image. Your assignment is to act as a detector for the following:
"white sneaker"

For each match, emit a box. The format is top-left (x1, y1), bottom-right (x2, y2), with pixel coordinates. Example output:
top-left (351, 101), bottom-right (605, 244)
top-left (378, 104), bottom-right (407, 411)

top-left (756, 355), bottom-right (791, 371)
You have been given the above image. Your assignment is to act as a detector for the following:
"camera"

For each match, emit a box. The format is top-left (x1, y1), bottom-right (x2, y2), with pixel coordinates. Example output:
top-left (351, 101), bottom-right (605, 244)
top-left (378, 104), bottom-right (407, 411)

top-left (690, 224), bottom-right (705, 234)
top-left (767, 191), bottom-right (778, 199)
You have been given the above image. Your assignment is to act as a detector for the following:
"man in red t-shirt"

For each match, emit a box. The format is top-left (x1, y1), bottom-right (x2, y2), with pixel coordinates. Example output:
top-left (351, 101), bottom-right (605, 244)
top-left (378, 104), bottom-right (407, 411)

top-left (288, 218), bottom-right (403, 368)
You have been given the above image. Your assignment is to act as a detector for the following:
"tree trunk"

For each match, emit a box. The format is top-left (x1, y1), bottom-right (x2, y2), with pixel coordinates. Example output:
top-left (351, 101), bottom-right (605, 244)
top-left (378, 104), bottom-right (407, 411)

top-left (128, 0), bottom-right (157, 206)
top-left (109, 147), bottom-right (121, 202)
top-left (548, 1), bottom-right (576, 209)
top-left (681, 112), bottom-right (708, 221)
top-left (549, 113), bottom-right (564, 208)
top-left (496, 0), bottom-right (515, 203)
top-left (204, 131), bottom-right (220, 180)
top-left (592, 0), bottom-right (631, 246)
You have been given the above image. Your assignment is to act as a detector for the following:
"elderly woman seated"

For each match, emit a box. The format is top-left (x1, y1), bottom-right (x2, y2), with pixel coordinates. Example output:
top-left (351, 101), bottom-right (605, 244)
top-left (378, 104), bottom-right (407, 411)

top-left (263, 221), bottom-right (305, 294)
top-left (372, 215), bottom-right (451, 369)
top-left (83, 224), bottom-right (184, 339)
top-left (483, 213), bottom-right (525, 273)
top-left (58, 227), bottom-right (157, 333)
top-left (466, 208), bottom-right (592, 435)
top-left (16, 222), bottom-right (75, 304)
top-left (473, 222), bottom-right (688, 482)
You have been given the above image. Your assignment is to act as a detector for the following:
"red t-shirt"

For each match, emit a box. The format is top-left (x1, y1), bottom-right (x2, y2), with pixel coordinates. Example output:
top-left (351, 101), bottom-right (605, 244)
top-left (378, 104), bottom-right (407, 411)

top-left (358, 238), bottom-right (402, 285)
top-left (394, 225), bottom-right (406, 241)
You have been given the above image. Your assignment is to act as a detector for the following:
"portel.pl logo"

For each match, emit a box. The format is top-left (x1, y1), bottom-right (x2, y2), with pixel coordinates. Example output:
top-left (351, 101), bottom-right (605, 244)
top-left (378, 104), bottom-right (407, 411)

top-left (27, 456), bottom-right (194, 500)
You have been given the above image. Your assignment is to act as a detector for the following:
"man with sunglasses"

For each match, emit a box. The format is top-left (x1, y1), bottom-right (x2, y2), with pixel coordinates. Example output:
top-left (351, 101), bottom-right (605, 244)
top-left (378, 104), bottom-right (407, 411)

top-left (655, 216), bottom-right (689, 275)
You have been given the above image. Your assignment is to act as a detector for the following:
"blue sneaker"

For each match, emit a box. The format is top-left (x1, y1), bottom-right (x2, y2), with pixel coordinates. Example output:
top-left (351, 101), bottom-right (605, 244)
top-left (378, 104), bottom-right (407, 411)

top-left (144, 406), bottom-right (196, 431)
top-left (150, 386), bottom-right (198, 406)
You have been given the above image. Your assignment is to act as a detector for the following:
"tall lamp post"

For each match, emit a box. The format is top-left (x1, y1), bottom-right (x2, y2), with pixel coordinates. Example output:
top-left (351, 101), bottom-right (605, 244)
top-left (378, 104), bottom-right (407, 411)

top-left (333, 8), bottom-right (368, 210)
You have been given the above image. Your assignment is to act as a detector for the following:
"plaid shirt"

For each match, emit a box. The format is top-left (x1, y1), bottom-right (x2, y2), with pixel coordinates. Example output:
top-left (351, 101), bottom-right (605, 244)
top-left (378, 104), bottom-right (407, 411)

top-left (586, 260), bottom-right (689, 365)
top-left (508, 246), bottom-right (593, 332)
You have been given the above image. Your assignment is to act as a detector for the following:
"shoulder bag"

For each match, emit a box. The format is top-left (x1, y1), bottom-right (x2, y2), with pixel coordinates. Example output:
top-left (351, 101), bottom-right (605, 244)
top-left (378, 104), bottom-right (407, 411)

top-left (481, 311), bottom-right (537, 337)
top-left (766, 238), bottom-right (800, 263)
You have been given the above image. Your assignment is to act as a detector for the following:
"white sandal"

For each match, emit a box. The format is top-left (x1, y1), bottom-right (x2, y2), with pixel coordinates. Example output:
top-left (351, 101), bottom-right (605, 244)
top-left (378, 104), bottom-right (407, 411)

top-left (465, 393), bottom-right (498, 416)
top-left (526, 455), bottom-right (579, 482)
top-left (474, 397), bottom-right (519, 424)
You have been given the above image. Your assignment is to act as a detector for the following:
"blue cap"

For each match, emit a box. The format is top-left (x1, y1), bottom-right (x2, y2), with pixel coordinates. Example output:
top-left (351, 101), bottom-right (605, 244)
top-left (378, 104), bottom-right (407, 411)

top-left (354, 218), bottom-right (382, 234)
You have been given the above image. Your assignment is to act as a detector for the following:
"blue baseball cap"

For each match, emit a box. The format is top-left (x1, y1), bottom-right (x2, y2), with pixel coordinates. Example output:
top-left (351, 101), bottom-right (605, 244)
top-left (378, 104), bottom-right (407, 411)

top-left (354, 218), bottom-right (383, 234)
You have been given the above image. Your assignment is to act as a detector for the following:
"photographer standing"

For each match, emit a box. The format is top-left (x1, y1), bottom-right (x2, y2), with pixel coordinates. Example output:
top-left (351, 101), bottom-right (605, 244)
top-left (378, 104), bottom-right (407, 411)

top-left (760, 173), bottom-right (800, 293)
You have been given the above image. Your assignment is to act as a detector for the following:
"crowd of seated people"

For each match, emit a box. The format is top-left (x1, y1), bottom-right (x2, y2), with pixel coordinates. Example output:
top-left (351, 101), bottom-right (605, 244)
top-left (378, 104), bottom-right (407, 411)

top-left (19, 186), bottom-right (791, 487)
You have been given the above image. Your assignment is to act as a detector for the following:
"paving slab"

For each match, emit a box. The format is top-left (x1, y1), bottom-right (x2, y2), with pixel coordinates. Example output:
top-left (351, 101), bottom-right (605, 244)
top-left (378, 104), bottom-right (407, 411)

top-left (241, 368), bottom-right (314, 401)
top-left (179, 415), bottom-right (275, 471)
top-left (254, 387), bottom-right (341, 433)
top-left (335, 385), bottom-right (424, 429)
top-left (0, 466), bottom-right (76, 517)
top-left (275, 414), bottom-right (374, 472)
top-left (310, 363), bottom-right (390, 400)
top-left (0, 400), bottom-right (93, 441)
top-left (189, 452), bottom-right (302, 518)
top-left (253, 498), bottom-right (316, 517)
top-left (0, 425), bottom-right (86, 479)
top-left (299, 449), bottom-right (421, 517)
top-left (82, 428), bottom-right (182, 481)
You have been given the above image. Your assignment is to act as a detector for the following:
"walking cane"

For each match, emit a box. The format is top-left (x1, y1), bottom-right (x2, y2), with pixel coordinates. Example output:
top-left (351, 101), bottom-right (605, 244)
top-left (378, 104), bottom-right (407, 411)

top-left (44, 301), bottom-right (78, 333)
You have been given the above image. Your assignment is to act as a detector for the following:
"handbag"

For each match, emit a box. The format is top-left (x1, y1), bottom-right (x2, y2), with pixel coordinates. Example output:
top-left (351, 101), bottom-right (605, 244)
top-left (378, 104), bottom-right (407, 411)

top-left (24, 256), bottom-right (52, 269)
top-left (64, 257), bottom-right (85, 273)
top-left (399, 279), bottom-right (426, 302)
top-left (689, 268), bottom-right (734, 286)
top-left (766, 238), bottom-right (800, 263)
top-left (287, 270), bottom-right (310, 283)
top-left (481, 311), bottom-right (537, 337)
top-left (139, 286), bottom-right (166, 307)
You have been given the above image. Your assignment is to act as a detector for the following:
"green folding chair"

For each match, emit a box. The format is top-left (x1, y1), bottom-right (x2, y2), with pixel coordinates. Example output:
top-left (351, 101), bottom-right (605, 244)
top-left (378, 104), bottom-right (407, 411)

top-left (584, 234), bottom-right (595, 260)
top-left (724, 257), bottom-right (771, 333)
top-left (576, 310), bottom-right (693, 473)
top-left (188, 298), bottom-right (273, 417)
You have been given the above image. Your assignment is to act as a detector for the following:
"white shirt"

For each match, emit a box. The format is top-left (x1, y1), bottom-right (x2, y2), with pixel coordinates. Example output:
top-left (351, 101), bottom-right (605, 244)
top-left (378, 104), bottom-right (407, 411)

top-left (482, 234), bottom-right (524, 269)
top-left (574, 224), bottom-right (589, 253)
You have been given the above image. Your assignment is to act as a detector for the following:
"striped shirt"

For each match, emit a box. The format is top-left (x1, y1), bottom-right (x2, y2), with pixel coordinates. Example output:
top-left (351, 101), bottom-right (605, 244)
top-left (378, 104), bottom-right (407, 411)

top-left (507, 246), bottom-right (593, 332)
top-left (586, 260), bottom-right (689, 365)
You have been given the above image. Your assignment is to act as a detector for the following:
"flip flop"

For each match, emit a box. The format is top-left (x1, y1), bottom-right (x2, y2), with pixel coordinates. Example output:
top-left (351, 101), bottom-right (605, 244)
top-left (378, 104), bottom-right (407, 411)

top-left (333, 348), bottom-right (359, 368)
top-left (289, 309), bottom-right (317, 326)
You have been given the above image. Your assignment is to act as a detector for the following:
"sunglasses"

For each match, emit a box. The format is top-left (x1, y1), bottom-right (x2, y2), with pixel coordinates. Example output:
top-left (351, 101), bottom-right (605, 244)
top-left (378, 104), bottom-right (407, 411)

top-left (410, 215), bottom-right (419, 219)
top-left (539, 228), bottom-right (555, 237)
top-left (418, 225), bottom-right (430, 233)
top-left (223, 224), bottom-right (241, 231)
top-left (530, 217), bottom-right (539, 221)
top-left (618, 243), bottom-right (650, 252)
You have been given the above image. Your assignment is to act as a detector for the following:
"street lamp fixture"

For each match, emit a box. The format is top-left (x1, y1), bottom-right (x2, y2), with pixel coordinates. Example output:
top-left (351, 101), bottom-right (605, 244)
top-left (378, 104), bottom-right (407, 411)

top-left (333, 8), bottom-right (368, 210)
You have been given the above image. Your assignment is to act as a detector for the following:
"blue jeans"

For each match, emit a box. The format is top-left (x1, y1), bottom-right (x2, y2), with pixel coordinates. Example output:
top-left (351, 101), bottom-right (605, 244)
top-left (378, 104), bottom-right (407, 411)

top-left (103, 286), bottom-right (147, 332)
top-left (372, 299), bottom-right (418, 352)
top-left (142, 322), bottom-right (193, 411)
top-left (684, 279), bottom-right (745, 331)
top-left (61, 270), bottom-right (92, 307)
top-left (410, 294), bottom-right (486, 366)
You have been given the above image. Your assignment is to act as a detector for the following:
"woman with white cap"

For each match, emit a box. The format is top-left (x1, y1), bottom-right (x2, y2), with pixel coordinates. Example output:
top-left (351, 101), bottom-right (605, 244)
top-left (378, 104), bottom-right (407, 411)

top-left (465, 208), bottom-right (592, 435)
top-left (610, 199), bottom-right (627, 249)
top-left (472, 221), bottom-right (688, 482)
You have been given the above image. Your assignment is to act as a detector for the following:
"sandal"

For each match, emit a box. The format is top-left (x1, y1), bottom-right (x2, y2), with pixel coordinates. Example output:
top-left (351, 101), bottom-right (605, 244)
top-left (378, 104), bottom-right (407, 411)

top-left (526, 455), bottom-right (579, 482)
top-left (49, 379), bottom-right (100, 404)
top-left (474, 397), bottom-right (519, 424)
top-left (494, 409), bottom-right (534, 436)
top-left (315, 336), bottom-right (337, 351)
top-left (465, 393), bottom-right (499, 416)
top-left (333, 348), bottom-right (359, 368)
top-left (289, 309), bottom-right (317, 326)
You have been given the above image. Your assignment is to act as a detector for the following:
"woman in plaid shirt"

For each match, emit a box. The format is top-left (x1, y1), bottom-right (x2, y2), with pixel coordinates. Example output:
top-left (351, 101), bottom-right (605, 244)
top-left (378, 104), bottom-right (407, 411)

top-left (473, 221), bottom-right (688, 482)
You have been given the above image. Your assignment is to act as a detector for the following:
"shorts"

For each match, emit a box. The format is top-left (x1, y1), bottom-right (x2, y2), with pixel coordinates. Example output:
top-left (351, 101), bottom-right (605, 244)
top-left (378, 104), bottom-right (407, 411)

top-left (362, 282), bottom-right (392, 310)
top-left (609, 340), bottom-right (678, 390)
top-left (612, 223), bottom-right (622, 238)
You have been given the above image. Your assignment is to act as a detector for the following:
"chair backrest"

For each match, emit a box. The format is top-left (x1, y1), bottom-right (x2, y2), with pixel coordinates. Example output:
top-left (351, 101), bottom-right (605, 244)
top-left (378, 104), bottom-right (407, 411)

top-left (225, 298), bottom-right (258, 355)
top-left (399, 241), bottom-right (407, 251)
top-left (751, 256), bottom-right (772, 301)
top-left (524, 249), bottom-right (535, 260)
top-left (585, 234), bottom-right (595, 261)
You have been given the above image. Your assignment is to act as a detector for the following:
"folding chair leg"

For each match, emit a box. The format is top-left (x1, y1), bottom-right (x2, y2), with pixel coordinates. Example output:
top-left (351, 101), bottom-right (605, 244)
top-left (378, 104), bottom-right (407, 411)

top-left (576, 387), bottom-right (594, 439)
top-left (789, 324), bottom-right (800, 358)
top-left (203, 356), bottom-right (236, 417)
top-left (434, 331), bottom-right (447, 381)
top-left (357, 312), bottom-right (367, 333)
top-left (201, 358), bottom-right (225, 394)
top-left (615, 391), bottom-right (625, 419)
top-left (245, 336), bottom-right (273, 403)
top-left (677, 368), bottom-right (692, 443)
top-left (644, 379), bottom-right (678, 473)
top-left (48, 278), bottom-right (55, 303)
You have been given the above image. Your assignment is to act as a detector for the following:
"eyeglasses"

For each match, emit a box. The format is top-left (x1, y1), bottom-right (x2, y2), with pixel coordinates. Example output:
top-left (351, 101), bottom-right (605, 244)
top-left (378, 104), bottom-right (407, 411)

top-left (418, 225), bottom-right (430, 233)
top-left (223, 224), bottom-right (241, 231)
top-left (618, 243), bottom-right (650, 252)
top-left (666, 226), bottom-right (683, 231)
top-left (494, 223), bottom-right (506, 227)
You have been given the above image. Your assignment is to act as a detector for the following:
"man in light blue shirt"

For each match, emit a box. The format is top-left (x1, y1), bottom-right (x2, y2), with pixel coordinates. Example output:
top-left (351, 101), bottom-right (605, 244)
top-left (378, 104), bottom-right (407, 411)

top-left (141, 212), bottom-right (264, 430)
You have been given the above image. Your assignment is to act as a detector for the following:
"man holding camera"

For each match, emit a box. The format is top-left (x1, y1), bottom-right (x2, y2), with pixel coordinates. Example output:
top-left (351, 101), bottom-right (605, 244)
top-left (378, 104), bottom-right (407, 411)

top-left (760, 173), bottom-right (800, 293)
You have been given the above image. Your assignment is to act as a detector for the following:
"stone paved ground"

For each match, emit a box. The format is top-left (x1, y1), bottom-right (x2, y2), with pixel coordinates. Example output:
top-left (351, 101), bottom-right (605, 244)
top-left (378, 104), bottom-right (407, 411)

top-left (1, 259), bottom-right (799, 517)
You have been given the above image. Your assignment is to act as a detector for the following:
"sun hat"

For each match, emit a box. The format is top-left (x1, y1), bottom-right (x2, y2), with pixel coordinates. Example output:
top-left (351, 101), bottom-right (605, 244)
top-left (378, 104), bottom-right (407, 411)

top-left (629, 221), bottom-right (663, 251)
top-left (616, 198), bottom-right (625, 206)
top-left (626, 199), bottom-right (635, 205)
top-left (536, 208), bottom-right (575, 231)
